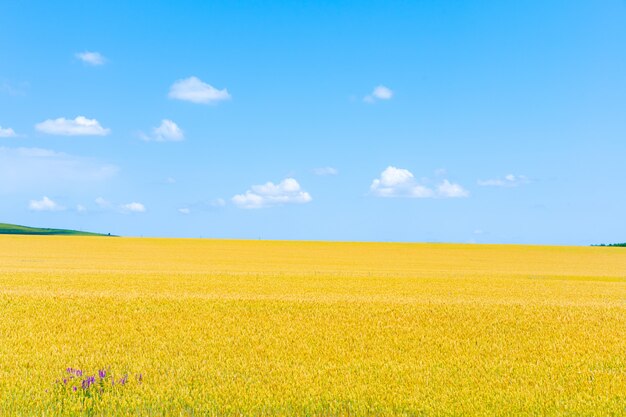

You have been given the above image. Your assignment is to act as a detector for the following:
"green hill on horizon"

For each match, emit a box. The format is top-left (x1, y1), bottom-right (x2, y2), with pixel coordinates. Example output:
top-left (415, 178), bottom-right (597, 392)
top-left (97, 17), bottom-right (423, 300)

top-left (0, 223), bottom-right (111, 236)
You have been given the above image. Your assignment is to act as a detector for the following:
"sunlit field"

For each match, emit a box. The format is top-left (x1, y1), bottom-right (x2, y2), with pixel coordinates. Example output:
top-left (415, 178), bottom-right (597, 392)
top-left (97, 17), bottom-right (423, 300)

top-left (1, 236), bottom-right (625, 416)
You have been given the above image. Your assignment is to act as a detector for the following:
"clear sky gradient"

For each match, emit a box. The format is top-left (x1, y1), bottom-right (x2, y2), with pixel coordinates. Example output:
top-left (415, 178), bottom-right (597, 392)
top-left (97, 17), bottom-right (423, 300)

top-left (1, 1), bottom-right (625, 244)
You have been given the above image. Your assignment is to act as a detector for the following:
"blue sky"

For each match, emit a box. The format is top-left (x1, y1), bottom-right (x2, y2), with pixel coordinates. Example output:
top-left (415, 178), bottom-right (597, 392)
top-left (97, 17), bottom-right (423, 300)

top-left (1, 0), bottom-right (625, 244)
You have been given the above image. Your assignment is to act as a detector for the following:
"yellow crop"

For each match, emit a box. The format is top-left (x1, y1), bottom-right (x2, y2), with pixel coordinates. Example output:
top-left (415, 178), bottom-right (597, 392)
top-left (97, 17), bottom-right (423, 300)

top-left (1, 236), bottom-right (625, 415)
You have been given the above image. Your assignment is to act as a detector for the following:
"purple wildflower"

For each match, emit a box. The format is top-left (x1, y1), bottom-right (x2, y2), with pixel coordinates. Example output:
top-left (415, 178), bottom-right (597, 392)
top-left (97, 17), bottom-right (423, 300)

top-left (81, 376), bottom-right (96, 390)
top-left (119, 375), bottom-right (128, 385)
top-left (62, 378), bottom-right (67, 384)
top-left (73, 386), bottom-right (77, 392)
top-left (75, 370), bottom-right (83, 377)
top-left (138, 373), bottom-right (143, 383)
top-left (66, 367), bottom-right (73, 374)
top-left (98, 369), bottom-right (106, 379)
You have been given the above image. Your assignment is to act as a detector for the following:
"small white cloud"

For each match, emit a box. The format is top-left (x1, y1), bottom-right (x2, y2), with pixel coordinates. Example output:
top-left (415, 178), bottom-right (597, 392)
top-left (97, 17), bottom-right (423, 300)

top-left (370, 166), bottom-right (430, 197)
top-left (76, 51), bottom-right (106, 66)
top-left (141, 119), bottom-right (184, 142)
top-left (211, 198), bottom-right (226, 207)
top-left (121, 202), bottom-right (146, 213)
top-left (178, 208), bottom-right (191, 215)
top-left (165, 177), bottom-right (176, 184)
top-left (370, 166), bottom-right (468, 199)
top-left (313, 166), bottom-right (338, 176)
top-left (410, 185), bottom-right (436, 198)
top-left (95, 197), bottom-right (111, 208)
top-left (378, 166), bottom-right (414, 187)
top-left (95, 197), bottom-right (147, 214)
top-left (153, 119), bottom-right (183, 141)
top-left (76, 204), bottom-right (87, 213)
top-left (364, 85), bottom-right (393, 103)
top-left (233, 178), bottom-right (312, 209)
top-left (28, 196), bottom-right (64, 212)
top-left (372, 85), bottom-right (393, 100)
top-left (437, 180), bottom-right (469, 198)
top-left (168, 76), bottom-right (231, 104)
top-left (0, 126), bottom-right (17, 138)
top-left (477, 174), bottom-right (530, 187)
top-left (35, 116), bottom-right (110, 136)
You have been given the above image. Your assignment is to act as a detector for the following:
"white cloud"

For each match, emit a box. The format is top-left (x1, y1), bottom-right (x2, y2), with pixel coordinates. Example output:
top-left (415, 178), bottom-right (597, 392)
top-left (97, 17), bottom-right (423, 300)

top-left (477, 174), bottom-right (530, 187)
top-left (168, 76), bottom-right (231, 104)
top-left (121, 202), bottom-right (146, 213)
top-left (141, 119), bottom-right (184, 142)
top-left (95, 197), bottom-right (111, 208)
top-left (95, 197), bottom-right (147, 214)
top-left (165, 177), bottom-right (176, 184)
top-left (233, 178), bottom-right (312, 209)
top-left (378, 166), bottom-right (413, 187)
top-left (35, 116), bottom-right (110, 136)
top-left (211, 198), bottom-right (226, 207)
top-left (372, 85), bottom-right (393, 100)
top-left (0, 126), bottom-right (17, 137)
top-left (0, 147), bottom-right (118, 193)
top-left (437, 179), bottom-right (470, 198)
top-left (76, 51), bottom-right (106, 66)
top-left (76, 204), bottom-right (87, 213)
top-left (313, 166), bottom-right (338, 176)
top-left (28, 196), bottom-right (64, 212)
top-left (153, 119), bottom-right (183, 141)
top-left (370, 166), bottom-right (432, 198)
top-left (178, 208), bottom-right (191, 215)
top-left (370, 166), bottom-right (469, 199)
top-left (364, 85), bottom-right (393, 103)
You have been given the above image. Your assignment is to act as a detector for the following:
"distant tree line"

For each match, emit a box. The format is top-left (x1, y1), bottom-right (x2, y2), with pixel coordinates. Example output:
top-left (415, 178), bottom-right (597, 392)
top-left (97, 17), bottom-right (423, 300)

top-left (592, 243), bottom-right (626, 247)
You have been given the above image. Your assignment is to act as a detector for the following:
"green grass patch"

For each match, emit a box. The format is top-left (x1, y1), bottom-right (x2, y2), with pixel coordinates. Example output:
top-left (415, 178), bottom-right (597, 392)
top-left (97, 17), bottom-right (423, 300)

top-left (0, 223), bottom-right (112, 236)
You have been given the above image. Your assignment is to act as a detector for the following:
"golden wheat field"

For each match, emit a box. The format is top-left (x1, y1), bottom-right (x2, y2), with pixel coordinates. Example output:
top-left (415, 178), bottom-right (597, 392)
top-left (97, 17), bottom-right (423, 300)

top-left (1, 236), bottom-right (626, 416)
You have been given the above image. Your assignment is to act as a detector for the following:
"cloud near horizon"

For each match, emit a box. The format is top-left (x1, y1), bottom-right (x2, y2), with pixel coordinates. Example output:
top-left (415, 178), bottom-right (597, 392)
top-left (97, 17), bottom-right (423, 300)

top-left (168, 76), bottom-right (231, 104)
top-left (35, 116), bottom-right (110, 136)
top-left (370, 166), bottom-right (469, 198)
top-left (233, 178), bottom-right (312, 209)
